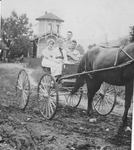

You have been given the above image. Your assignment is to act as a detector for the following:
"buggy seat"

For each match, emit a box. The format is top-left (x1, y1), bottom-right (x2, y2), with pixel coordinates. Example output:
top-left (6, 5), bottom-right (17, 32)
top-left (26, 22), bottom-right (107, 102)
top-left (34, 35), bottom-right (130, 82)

top-left (61, 63), bottom-right (78, 87)
top-left (42, 63), bottom-right (79, 87)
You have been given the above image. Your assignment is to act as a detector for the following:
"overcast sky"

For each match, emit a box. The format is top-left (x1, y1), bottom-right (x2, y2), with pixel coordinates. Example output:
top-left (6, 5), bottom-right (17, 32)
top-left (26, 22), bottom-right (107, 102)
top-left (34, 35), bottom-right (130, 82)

top-left (1, 0), bottom-right (134, 49)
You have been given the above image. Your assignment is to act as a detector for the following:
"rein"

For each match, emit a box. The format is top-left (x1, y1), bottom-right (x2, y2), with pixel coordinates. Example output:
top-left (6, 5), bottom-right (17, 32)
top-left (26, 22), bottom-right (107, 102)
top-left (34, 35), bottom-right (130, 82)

top-left (84, 44), bottom-right (134, 74)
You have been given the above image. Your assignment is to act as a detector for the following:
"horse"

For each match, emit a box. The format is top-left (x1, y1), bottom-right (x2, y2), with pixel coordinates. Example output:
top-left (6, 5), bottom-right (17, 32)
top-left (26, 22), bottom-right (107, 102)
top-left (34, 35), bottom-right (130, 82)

top-left (71, 42), bottom-right (134, 130)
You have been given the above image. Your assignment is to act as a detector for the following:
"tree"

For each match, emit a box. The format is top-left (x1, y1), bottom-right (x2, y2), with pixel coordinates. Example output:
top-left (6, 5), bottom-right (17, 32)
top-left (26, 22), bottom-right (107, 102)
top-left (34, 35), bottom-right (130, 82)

top-left (9, 36), bottom-right (32, 58)
top-left (130, 26), bottom-right (134, 43)
top-left (119, 37), bottom-right (130, 47)
top-left (2, 11), bottom-right (33, 58)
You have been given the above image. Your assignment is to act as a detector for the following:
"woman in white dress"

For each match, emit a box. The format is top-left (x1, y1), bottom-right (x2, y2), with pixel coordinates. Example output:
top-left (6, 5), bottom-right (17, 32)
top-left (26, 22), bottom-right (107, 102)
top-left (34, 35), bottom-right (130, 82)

top-left (41, 39), bottom-right (67, 77)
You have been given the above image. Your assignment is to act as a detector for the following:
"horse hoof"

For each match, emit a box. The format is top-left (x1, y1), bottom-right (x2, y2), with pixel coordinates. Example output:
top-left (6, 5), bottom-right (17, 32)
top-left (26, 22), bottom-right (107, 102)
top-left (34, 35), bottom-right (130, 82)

top-left (100, 145), bottom-right (112, 150)
top-left (87, 110), bottom-right (92, 116)
top-left (124, 126), bottom-right (132, 132)
top-left (89, 118), bottom-right (97, 123)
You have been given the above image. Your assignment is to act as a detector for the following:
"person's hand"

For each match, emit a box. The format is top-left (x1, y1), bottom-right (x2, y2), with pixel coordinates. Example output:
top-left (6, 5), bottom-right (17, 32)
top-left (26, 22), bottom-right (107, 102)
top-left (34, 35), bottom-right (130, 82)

top-left (65, 48), bottom-right (71, 53)
top-left (67, 52), bottom-right (73, 58)
top-left (61, 59), bottom-right (65, 63)
top-left (54, 59), bottom-right (61, 64)
top-left (67, 51), bottom-right (71, 55)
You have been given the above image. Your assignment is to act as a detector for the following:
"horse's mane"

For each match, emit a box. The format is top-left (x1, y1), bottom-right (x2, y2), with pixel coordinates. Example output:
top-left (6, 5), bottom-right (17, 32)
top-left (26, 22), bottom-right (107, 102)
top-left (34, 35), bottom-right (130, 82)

top-left (77, 46), bottom-right (100, 74)
top-left (77, 51), bottom-right (91, 73)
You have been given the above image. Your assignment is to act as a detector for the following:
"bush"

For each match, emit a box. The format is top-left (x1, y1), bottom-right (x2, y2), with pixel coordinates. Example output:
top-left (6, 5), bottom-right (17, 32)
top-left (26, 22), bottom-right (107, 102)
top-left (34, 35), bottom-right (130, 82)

top-left (9, 36), bottom-right (32, 59)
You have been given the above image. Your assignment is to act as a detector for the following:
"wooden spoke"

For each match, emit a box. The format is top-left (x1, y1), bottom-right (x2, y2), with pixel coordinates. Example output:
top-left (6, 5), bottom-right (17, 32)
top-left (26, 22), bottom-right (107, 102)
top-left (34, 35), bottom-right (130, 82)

top-left (66, 89), bottom-right (83, 108)
top-left (93, 96), bottom-right (102, 108)
top-left (37, 73), bottom-right (58, 119)
top-left (93, 83), bottom-right (117, 116)
top-left (16, 70), bottom-right (30, 110)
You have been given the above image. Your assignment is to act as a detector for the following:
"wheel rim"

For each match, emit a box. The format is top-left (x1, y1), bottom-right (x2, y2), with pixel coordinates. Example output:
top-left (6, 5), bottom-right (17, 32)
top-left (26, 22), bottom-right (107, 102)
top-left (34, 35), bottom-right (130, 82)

top-left (66, 90), bottom-right (83, 108)
top-left (37, 74), bottom-right (58, 119)
top-left (93, 83), bottom-right (117, 115)
top-left (16, 70), bottom-right (30, 110)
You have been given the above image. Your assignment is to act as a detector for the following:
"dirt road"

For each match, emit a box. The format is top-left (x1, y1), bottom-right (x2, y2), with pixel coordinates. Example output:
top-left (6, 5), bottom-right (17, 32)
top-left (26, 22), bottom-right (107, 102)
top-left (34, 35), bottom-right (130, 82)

top-left (0, 63), bottom-right (132, 150)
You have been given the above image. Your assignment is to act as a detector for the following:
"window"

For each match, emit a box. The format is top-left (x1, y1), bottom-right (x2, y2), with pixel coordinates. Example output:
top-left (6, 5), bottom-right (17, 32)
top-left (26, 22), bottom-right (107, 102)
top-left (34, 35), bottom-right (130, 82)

top-left (57, 24), bottom-right (59, 33)
top-left (49, 23), bottom-right (52, 32)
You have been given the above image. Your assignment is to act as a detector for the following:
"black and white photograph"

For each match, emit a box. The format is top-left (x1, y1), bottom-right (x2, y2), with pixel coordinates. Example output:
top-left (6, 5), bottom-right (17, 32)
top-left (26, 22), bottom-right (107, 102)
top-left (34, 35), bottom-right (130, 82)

top-left (0, 0), bottom-right (134, 149)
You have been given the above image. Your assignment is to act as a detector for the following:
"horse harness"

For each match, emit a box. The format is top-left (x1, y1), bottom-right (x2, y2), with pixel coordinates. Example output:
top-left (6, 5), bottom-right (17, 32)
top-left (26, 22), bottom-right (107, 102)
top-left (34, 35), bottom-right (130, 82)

top-left (114, 45), bottom-right (134, 66)
top-left (84, 45), bottom-right (134, 79)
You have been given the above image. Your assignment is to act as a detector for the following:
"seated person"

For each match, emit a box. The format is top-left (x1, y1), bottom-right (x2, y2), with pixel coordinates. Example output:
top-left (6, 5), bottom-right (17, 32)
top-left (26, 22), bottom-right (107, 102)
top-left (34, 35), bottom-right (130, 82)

top-left (54, 38), bottom-right (68, 63)
top-left (41, 39), bottom-right (67, 77)
top-left (63, 31), bottom-right (73, 51)
top-left (66, 40), bottom-right (81, 64)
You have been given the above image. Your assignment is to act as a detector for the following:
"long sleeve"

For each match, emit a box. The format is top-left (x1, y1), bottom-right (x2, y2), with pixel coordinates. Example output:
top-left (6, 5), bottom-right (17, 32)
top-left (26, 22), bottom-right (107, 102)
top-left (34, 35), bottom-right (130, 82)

top-left (62, 50), bottom-right (68, 62)
top-left (42, 48), bottom-right (54, 60)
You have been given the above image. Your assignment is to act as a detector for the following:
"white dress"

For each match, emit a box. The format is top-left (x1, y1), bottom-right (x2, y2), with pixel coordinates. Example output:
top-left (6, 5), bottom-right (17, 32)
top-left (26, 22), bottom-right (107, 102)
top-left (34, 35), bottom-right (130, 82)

top-left (41, 47), bottom-right (68, 76)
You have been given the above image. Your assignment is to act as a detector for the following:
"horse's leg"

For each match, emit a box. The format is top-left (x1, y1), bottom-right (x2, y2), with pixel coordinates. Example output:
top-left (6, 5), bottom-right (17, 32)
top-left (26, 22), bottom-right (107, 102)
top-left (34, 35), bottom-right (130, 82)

top-left (86, 77), bottom-right (102, 116)
top-left (122, 80), bottom-right (133, 128)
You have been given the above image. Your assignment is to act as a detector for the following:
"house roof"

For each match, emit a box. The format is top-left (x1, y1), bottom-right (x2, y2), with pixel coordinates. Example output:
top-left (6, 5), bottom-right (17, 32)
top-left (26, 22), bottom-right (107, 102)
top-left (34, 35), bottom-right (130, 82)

top-left (36, 12), bottom-right (64, 22)
top-left (31, 31), bottom-right (64, 41)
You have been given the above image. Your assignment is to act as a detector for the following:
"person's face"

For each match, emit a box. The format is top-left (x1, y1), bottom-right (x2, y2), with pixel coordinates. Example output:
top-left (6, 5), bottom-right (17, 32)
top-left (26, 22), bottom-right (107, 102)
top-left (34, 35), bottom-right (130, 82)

top-left (58, 41), bottom-right (63, 48)
top-left (71, 42), bottom-right (77, 51)
top-left (67, 32), bottom-right (72, 40)
top-left (48, 41), bottom-right (54, 49)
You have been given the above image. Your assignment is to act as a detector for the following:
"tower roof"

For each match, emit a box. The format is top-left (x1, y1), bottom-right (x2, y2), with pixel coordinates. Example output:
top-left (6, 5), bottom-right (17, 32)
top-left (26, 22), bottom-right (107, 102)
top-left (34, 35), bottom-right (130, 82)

top-left (36, 12), bottom-right (64, 22)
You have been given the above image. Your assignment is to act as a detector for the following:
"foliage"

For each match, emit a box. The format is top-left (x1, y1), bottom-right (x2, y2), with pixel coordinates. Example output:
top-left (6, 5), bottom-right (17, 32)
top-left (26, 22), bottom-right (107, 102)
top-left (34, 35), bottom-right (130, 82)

top-left (9, 36), bottom-right (32, 58)
top-left (129, 26), bottom-right (134, 43)
top-left (119, 37), bottom-right (130, 47)
top-left (76, 44), bottom-right (85, 55)
top-left (2, 11), bottom-right (33, 58)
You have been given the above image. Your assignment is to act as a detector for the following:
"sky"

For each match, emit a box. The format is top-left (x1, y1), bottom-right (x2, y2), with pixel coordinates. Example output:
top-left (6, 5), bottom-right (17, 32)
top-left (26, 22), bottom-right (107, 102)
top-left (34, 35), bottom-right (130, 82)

top-left (1, 0), bottom-right (134, 49)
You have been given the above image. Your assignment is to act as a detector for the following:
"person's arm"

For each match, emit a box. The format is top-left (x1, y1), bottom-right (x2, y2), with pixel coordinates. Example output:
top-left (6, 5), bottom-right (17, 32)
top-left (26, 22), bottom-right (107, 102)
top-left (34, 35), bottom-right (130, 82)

top-left (75, 50), bottom-right (81, 59)
top-left (62, 50), bottom-right (68, 62)
top-left (42, 48), bottom-right (55, 63)
top-left (67, 51), bottom-right (79, 61)
top-left (52, 48), bottom-right (61, 63)
top-left (42, 48), bottom-right (49, 59)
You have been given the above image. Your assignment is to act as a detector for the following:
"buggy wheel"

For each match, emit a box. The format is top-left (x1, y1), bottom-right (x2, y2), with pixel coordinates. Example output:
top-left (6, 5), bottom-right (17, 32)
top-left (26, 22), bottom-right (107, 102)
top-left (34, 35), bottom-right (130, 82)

top-left (93, 83), bottom-right (117, 116)
top-left (65, 89), bottom-right (83, 108)
top-left (37, 73), bottom-right (59, 119)
top-left (16, 69), bottom-right (30, 110)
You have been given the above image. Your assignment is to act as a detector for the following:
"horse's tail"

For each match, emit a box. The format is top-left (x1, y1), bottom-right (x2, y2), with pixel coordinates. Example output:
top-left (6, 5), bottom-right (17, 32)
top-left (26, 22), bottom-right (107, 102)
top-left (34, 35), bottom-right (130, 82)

top-left (71, 75), bottom-right (85, 95)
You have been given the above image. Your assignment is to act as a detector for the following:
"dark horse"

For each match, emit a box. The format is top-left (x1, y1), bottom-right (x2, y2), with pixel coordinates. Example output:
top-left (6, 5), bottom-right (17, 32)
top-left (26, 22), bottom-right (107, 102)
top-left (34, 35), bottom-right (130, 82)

top-left (71, 43), bottom-right (134, 129)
